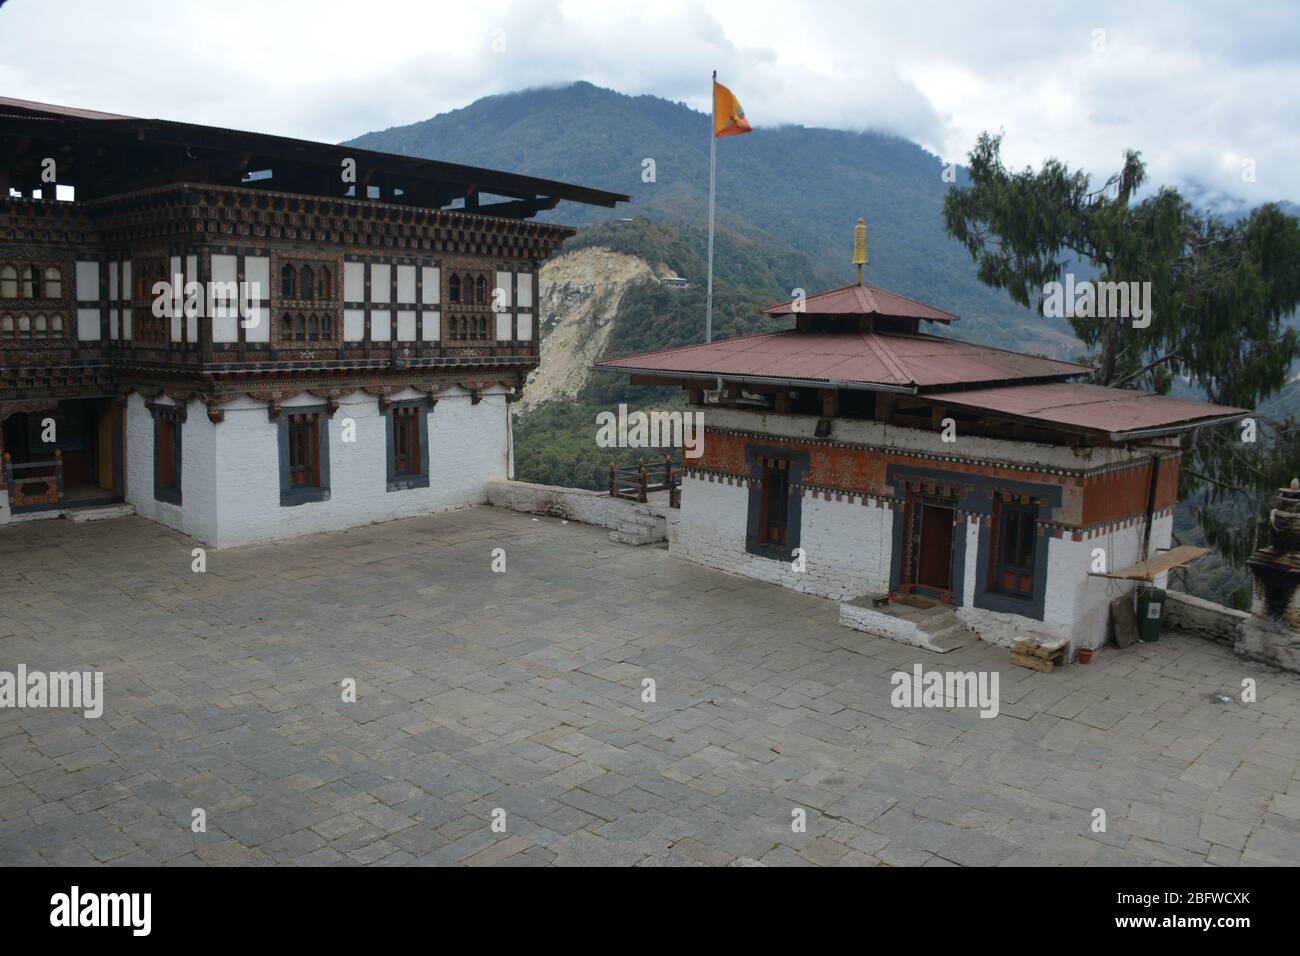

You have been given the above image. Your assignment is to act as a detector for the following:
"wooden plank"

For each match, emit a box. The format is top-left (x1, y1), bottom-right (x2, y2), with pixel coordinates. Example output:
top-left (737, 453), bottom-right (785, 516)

top-left (1111, 594), bottom-right (1140, 648)
top-left (1089, 545), bottom-right (1209, 582)
top-left (1011, 651), bottom-right (1055, 673)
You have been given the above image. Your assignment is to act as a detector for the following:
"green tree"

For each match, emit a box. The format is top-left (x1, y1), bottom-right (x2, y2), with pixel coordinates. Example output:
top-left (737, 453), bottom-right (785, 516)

top-left (943, 132), bottom-right (1300, 567)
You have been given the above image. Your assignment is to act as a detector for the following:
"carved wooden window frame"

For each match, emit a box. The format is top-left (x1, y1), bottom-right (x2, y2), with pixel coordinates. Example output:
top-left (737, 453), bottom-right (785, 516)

top-left (0, 257), bottom-right (72, 343)
top-left (129, 256), bottom-right (170, 346)
top-left (272, 252), bottom-right (342, 348)
top-left (442, 259), bottom-right (494, 343)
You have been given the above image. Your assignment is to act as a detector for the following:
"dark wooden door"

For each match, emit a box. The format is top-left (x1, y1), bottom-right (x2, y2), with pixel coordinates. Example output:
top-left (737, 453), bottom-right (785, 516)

top-left (916, 504), bottom-right (954, 590)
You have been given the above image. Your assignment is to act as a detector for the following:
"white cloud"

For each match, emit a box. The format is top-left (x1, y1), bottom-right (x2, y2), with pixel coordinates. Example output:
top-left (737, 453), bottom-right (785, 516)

top-left (0, 0), bottom-right (1296, 205)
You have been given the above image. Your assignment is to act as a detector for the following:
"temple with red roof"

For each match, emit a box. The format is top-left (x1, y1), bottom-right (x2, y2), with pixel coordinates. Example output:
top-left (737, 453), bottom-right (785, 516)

top-left (595, 220), bottom-right (1248, 654)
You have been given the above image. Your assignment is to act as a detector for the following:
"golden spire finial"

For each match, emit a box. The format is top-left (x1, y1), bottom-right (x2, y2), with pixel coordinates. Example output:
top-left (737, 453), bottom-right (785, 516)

top-left (853, 217), bottom-right (868, 285)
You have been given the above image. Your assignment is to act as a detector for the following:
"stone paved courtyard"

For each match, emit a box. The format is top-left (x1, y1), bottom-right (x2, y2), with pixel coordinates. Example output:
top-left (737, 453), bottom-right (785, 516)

top-left (1, 505), bottom-right (1299, 866)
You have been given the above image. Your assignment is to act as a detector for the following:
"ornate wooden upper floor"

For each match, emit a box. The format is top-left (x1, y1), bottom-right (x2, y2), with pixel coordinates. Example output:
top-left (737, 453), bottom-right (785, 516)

top-left (0, 98), bottom-right (627, 402)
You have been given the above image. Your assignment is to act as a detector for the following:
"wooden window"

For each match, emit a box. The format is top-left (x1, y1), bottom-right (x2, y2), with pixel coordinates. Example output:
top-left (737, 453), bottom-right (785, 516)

top-left (392, 407), bottom-right (421, 476)
top-left (275, 259), bottom-right (340, 346)
top-left (157, 416), bottom-right (178, 490)
top-left (130, 259), bottom-right (169, 345)
top-left (758, 457), bottom-right (790, 547)
top-left (474, 275), bottom-right (487, 305)
top-left (0, 266), bottom-right (15, 298)
top-left (43, 267), bottom-right (62, 299)
top-left (278, 311), bottom-right (335, 343)
top-left (287, 415), bottom-right (321, 488)
top-left (0, 312), bottom-right (60, 341)
top-left (991, 496), bottom-right (1037, 597)
top-left (21, 265), bottom-right (39, 299)
top-left (448, 274), bottom-right (461, 303)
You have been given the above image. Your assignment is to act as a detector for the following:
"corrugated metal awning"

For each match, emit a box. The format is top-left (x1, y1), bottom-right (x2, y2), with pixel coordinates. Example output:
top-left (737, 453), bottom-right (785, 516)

top-left (935, 383), bottom-right (1250, 438)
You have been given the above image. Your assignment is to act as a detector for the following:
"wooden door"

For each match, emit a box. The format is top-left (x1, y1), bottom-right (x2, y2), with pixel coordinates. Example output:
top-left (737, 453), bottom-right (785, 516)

top-left (916, 504), bottom-right (954, 590)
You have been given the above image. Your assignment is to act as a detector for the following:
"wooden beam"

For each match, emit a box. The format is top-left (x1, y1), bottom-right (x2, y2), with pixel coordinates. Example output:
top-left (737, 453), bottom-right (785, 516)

top-left (1088, 545), bottom-right (1209, 581)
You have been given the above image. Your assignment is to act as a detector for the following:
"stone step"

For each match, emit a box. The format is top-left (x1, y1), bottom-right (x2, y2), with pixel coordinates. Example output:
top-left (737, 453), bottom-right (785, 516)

top-left (839, 597), bottom-right (979, 654)
top-left (608, 511), bottom-right (667, 546)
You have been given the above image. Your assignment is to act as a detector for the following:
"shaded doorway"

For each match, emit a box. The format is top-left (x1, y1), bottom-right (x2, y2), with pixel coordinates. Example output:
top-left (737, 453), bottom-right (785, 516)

top-left (2, 397), bottom-right (123, 511)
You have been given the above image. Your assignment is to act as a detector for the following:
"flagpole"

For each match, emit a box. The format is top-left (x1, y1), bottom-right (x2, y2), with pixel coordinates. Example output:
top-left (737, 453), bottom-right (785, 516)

top-left (706, 69), bottom-right (717, 344)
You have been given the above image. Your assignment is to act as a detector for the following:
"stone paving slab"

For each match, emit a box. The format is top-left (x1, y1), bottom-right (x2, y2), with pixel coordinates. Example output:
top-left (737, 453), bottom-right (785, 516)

top-left (1, 506), bottom-right (1298, 866)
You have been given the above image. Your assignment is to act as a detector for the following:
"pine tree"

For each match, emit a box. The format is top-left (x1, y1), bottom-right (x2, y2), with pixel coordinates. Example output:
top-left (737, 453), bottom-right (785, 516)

top-left (943, 132), bottom-right (1300, 567)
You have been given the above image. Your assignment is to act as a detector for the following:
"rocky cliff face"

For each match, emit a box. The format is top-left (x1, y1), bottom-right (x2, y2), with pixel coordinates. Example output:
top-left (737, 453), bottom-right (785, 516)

top-left (517, 247), bottom-right (656, 411)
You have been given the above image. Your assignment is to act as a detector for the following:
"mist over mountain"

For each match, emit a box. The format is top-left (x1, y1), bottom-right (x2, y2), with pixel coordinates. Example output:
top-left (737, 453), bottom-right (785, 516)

top-left (346, 81), bottom-right (1083, 355)
top-left (349, 82), bottom-right (1298, 608)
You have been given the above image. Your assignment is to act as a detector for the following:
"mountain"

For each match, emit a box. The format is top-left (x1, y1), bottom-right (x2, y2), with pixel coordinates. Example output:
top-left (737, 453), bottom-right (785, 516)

top-left (348, 82), bottom-right (1297, 604)
top-left (344, 81), bottom-right (1079, 357)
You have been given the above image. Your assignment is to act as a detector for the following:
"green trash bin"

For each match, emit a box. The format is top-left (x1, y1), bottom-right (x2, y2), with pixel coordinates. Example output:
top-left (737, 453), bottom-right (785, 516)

top-left (1135, 585), bottom-right (1166, 642)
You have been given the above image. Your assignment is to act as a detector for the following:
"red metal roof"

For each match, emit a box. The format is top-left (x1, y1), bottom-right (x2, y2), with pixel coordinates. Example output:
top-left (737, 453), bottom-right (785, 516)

top-left (597, 330), bottom-right (1087, 390)
top-left (762, 283), bottom-right (959, 323)
top-left (935, 383), bottom-right (1249, 437)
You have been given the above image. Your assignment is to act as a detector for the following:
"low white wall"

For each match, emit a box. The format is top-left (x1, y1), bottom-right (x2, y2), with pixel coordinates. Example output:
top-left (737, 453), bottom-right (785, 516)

top-left (1166, 590), bottom-right (1249, 645)
top-left (486, 479), bottom-right (643, 530)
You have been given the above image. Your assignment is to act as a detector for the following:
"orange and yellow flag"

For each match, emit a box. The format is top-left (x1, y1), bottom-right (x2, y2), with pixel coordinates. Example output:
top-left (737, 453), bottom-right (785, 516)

top-left (713, 81), bottom-right (752, 138)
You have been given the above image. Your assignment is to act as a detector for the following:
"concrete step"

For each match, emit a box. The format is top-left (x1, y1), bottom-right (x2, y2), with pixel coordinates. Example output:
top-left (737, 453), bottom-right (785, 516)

top-left (608, 511), bottom-right (668, 546)
top-left (66, 504), bottom-right (136, 523)
top-left (839, 597), bottom-right (979, 653)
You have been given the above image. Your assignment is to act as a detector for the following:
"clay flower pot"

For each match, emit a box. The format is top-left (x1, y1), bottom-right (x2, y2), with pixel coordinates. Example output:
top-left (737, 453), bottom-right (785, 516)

top-left (1076, 647), bottom-right (1094, 664)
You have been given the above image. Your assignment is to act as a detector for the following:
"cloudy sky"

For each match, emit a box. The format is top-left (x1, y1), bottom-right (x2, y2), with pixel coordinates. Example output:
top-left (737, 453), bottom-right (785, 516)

top-left (1, 0), bottom-right (1296, 207)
